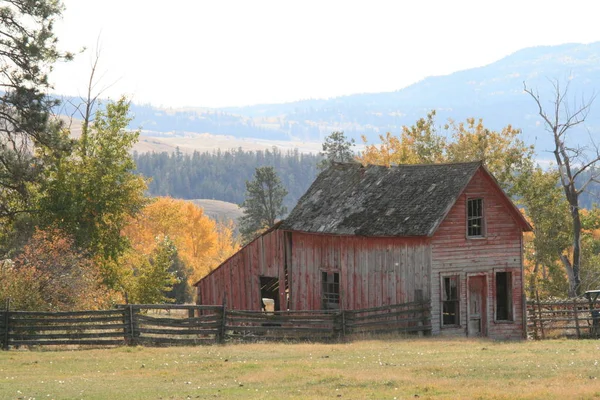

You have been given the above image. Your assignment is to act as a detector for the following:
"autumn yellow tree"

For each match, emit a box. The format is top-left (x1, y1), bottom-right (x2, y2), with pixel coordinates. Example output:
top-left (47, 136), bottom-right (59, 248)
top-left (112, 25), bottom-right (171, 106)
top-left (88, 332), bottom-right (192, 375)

top-left (122, 197), bottom-right (239, 287)
top-left (358, 111), bottom-right (533, 194)
top-left (360, 111), bottom-right (446, 166)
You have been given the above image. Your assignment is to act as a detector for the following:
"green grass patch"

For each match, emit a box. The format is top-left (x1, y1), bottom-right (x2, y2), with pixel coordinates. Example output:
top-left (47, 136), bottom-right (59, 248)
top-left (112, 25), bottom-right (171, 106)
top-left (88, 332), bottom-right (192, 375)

top-left (1, 338), bottom-right (600, 399)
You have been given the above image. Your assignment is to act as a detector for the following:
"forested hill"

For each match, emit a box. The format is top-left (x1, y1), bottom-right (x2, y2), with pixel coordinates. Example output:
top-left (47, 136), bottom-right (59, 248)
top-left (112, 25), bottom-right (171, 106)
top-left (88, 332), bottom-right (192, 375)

top-left (133, 148), bottom-right (321, 210)
top-left (134, 148), bottom-right (600, 212)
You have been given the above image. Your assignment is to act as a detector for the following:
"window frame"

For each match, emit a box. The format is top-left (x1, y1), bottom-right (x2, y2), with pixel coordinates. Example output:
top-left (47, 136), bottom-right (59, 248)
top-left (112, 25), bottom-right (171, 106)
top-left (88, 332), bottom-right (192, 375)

top-left (321, 271), bottom-right (340, 310)
top-left (494, 269), bottom-right (514, 322)
top-left (441, 274), bottom-right (461, 327)
top-left (466, 197), bottom-right (485, 238)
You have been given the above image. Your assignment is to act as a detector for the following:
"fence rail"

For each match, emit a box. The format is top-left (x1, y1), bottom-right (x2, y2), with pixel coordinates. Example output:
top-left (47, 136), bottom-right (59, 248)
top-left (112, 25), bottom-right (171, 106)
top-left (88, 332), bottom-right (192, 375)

top-left (526, 299), bottom-right (600, 339)
top-left (0, 301), bottom-right (431, 349)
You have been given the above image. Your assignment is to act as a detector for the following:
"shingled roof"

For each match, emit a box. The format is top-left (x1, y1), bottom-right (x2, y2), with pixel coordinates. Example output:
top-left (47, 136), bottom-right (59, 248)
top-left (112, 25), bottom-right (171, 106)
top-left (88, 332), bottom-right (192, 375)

top-left (281, 161), bottom-right (484, 237)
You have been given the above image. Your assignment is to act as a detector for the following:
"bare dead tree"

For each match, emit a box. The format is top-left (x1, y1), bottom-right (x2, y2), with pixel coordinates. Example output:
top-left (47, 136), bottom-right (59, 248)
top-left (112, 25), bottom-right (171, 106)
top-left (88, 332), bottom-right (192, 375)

top-left (524, 79), bottom-right (598, 297)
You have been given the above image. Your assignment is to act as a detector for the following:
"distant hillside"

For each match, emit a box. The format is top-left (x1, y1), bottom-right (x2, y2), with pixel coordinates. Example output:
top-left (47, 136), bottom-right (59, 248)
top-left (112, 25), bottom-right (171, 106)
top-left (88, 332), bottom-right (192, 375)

top-left (56, 42), bottom-right (600, 159)
top-left (190, 199), bottom-right (242, 223)
top-left (221, 42), bottom-right (600, 155)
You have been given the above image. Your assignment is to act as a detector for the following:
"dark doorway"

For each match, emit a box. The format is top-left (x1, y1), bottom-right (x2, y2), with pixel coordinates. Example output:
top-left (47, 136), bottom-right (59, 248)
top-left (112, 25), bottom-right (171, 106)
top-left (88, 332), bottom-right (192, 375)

top-left (260, 276), bottom-right (280, 312)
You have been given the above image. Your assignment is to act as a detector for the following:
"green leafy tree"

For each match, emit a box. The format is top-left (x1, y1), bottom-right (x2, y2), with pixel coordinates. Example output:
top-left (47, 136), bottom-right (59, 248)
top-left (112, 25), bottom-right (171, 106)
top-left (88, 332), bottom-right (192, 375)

top-left (38, 97), bottom-right (148, 284)
top-left (0, 0), bottom-right (72, 248)
top-left (239, 166), bottom-right (287, 243)
top-left (520, 167), bottom-right (571, 298)
top-left (318, 131), bottom-right (355, 170)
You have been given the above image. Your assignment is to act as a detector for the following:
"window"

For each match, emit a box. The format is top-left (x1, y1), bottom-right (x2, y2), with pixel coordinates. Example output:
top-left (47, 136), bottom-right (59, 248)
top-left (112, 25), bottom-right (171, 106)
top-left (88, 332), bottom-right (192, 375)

top-left (442, 275), bottom-right (460, 326)
top-left (495, 271), bottom-right (513, 321)
top-left (321, 271), bottom-right (340, 310)
top-left (467, 198), bottom-right (484, 237)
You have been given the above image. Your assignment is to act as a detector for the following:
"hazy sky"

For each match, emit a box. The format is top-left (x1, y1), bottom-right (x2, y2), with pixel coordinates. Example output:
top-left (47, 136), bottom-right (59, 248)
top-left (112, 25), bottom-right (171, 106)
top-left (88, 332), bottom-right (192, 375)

top-left (51, 0), bottom-right (600, 108)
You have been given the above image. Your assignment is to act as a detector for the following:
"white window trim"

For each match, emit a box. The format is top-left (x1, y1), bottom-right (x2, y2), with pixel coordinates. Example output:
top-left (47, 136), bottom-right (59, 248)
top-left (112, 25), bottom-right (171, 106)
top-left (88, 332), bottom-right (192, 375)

top-left (440, 273), bottom-right (461, 328)
top-left (466, 197), bottom-right (486, 239)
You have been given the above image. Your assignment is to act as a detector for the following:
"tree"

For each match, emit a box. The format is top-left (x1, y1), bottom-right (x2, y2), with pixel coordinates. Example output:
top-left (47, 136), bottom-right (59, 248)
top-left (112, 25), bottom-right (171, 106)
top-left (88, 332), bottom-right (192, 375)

top-left (360, 111), bottom-right (445, 166)
top-left (0, 228), bottom-right (113, 311)
top-left (125, 237), bottom-right (178, 304)
top-left (38, 97), bottom-right (148, 277)
top-left (444, 118), bottom-right (533, 197)
top-left (239, 166), bottom-right (288, 243)
top-left (358, 111), bottom-right (533, 193)
top-left (0, 0), bottom-right (72, 246)
top-left (524, 80), bottom-right (598, 296)
top-left (122, 197), bottom-right (238, 285)
top-left (318, 131), bottom-right (356, 169)
top-left (520, 167), bottom-right (571, 298)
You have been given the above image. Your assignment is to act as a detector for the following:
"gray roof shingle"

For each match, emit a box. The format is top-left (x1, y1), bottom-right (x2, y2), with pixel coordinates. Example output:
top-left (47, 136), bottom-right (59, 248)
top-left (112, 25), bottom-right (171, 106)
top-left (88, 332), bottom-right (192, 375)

top-left (281, 161), bottom-right (482, 237)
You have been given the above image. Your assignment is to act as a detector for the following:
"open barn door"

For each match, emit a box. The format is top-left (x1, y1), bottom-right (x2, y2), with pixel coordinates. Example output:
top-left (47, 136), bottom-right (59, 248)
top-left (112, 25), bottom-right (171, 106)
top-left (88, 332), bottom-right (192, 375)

top-left (260, 276), bottom-right (280, 312)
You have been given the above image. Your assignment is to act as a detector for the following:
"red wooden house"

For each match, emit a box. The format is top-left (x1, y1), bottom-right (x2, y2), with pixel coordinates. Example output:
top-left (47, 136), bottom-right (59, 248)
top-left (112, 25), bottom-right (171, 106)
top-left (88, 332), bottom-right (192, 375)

top-left (194, 161), bottom-right (531, 339)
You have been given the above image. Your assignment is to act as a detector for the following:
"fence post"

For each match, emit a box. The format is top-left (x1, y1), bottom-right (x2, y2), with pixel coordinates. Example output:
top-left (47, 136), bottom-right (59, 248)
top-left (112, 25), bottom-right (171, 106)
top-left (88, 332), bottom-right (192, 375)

top-left (573, 302), bottom-right (581, 339)
top-left (123, 305), bottom-right (136, 346)
top-left (2, 298), bottom-right (10, 351)
top-left (217, 297), bottom-right (227, 344)
top-left (529, 301), bottom-right (539, 340)
top-left (417, 302), bottom-right (424, 337)
top-left (535, 290), bottom-right (545, 340)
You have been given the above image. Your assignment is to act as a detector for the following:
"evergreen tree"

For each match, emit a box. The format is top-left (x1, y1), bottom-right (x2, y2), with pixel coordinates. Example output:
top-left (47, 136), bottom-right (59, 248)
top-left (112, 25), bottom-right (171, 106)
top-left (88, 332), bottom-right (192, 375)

top-left (239, 166), bottom-right (287, 243)
top-left (318, 131), bottom-right (356, 169)
top-left (129, 237), bottom-right (178, 304)
top-left (0, 0), bottom-right (72, 248)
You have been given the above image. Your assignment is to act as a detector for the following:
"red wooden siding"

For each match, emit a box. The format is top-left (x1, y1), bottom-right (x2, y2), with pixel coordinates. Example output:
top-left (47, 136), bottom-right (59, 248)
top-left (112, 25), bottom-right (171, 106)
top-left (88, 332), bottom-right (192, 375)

top-left (196, 228), bottom-right (286, 310)
top-left (195, 166), bottom-right (526, 339)
top-left (431, 169), bottom-right (525, 339)
top-left (289, 233), bottom-right (431, 310)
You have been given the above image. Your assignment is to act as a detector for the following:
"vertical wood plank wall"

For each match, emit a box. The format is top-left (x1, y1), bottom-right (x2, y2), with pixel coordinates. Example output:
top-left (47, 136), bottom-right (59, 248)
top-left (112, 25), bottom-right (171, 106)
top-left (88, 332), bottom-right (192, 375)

top-left (289, 233), bottom-right (432, 311)
top-left (196, 228), bottom-right (285, 310)
top-left (196, 169), bottom-right (526, 339)
top-left (431, 170), bottom-right (524, 339)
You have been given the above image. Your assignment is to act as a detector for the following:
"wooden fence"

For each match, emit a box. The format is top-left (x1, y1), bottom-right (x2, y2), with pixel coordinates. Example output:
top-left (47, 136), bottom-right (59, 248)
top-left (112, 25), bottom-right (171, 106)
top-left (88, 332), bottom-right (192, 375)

top-left (527, 299), bottom-right (600, 339)
top-left (0, 301), bottom-right (431, 349)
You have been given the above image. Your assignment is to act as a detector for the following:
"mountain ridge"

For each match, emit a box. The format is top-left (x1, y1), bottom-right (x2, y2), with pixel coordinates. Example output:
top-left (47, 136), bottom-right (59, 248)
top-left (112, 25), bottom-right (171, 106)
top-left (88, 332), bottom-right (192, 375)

top-left (56, 42), bottom-right (600, 157)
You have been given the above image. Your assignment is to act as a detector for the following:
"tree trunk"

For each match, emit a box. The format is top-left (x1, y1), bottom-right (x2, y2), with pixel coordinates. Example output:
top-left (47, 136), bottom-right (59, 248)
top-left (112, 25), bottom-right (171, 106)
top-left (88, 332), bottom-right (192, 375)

top-left (560, 254), bottom-right (577, 298)
top-left (528, 261), bottom-right (539, 299)
top-left (570, 203), bottom-right (582, 295)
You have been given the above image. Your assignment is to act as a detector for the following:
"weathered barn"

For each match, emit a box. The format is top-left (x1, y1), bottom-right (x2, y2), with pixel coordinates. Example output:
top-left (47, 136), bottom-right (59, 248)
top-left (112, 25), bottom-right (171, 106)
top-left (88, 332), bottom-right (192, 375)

top-left (195, 161), bottom-right (531, 339)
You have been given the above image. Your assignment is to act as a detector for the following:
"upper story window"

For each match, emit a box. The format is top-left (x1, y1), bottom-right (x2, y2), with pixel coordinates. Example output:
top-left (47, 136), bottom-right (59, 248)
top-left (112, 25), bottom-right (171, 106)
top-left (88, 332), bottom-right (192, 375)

top-left (467, 198), bottom-right (484, 237)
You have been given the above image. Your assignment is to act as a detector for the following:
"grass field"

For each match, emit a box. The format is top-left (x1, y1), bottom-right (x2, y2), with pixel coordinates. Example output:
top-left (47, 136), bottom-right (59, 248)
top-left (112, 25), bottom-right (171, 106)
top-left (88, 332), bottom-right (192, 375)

top-left (2, 338), bottom-right (600, 399)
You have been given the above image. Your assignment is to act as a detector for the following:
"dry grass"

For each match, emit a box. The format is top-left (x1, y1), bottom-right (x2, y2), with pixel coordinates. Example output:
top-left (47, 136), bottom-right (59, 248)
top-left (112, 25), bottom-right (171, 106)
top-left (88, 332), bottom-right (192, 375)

top-left (2, 337), bottom-right (600, 399)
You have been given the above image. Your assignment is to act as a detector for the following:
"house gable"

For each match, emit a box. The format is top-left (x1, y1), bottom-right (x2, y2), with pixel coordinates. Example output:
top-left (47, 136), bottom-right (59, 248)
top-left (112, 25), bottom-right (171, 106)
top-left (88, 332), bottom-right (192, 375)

top-left (430, 168), bottom-right (526, 339)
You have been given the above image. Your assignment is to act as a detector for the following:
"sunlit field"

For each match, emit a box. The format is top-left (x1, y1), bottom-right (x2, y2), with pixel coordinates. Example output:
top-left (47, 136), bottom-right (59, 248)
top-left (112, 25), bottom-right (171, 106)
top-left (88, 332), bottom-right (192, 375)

top-left (2, 338), bottom-right (600, 399)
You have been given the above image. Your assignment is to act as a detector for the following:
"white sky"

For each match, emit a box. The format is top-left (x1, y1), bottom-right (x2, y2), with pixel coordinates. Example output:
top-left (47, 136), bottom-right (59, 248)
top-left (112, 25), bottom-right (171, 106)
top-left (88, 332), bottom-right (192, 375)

top-left (51, 0), bottom-right (600, 108)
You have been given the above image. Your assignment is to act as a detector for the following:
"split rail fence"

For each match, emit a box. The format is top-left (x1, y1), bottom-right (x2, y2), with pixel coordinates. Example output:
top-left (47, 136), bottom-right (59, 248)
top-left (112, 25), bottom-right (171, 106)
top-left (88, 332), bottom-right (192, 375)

top-left (0, 301), bottom-right (430, 350)
top-left (527, 299), bottom-right (600, 339)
